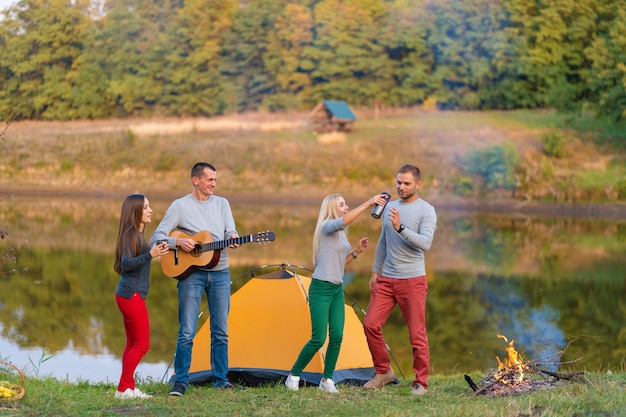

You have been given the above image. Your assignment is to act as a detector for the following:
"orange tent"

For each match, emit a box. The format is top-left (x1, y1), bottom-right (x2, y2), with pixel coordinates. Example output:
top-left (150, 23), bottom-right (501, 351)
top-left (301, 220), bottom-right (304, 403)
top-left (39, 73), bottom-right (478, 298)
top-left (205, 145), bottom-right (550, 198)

top-left (184, 264), bottom-right (376, 387)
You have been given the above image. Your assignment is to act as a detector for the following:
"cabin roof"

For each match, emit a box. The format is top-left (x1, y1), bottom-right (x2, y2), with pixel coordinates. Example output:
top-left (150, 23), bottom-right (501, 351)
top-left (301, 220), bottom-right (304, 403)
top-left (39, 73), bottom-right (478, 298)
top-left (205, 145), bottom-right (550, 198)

top-left (312, 100), bottom-right (357, 121)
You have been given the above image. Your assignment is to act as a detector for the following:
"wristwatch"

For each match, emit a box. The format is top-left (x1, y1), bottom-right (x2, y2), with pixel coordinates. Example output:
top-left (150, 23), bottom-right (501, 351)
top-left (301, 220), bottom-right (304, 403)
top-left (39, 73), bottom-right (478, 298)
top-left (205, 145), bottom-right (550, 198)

top-left (397, 224), bottom-right (405, 233)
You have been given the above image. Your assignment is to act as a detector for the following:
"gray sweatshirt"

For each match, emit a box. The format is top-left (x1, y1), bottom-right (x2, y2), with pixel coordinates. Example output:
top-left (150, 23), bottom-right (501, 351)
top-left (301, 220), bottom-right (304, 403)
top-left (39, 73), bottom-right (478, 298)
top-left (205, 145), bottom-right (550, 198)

top-left (312, 217), bottom-right (350, 285)
top-left (372, 198), bottom-right (437, 278)
top-left (116, 242), bottom-right (152, 299)
top-left (150, 194), bottom-right (238, 271)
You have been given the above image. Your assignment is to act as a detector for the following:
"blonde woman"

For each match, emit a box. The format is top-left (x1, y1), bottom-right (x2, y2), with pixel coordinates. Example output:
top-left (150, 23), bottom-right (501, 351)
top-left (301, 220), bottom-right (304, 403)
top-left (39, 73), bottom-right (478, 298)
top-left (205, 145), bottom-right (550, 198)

top-left (285, 193), bottom-right (389, 393)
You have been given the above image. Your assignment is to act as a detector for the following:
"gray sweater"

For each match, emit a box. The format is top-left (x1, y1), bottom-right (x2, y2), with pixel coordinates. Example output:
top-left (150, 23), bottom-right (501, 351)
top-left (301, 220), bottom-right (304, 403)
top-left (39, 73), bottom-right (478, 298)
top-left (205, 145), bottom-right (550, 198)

top-left (312, 217), bottom-right (350, 285)
top-left (150, 194), bottom-right (238, 271)
top-left (372, 198), bottom-right (437, 278)
top-left (116, 242), bottom-right (152, 299)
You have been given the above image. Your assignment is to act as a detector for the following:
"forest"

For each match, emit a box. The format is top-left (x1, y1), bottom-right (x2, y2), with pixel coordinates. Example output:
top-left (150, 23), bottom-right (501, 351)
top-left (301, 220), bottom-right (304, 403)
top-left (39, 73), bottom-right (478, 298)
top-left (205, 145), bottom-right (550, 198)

top-left (1, 0), bottom-right (625, 123)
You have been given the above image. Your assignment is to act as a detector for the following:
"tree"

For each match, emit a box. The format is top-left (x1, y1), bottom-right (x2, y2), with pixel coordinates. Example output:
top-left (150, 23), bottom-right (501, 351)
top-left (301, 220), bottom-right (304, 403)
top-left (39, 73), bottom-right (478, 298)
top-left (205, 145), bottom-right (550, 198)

top-left (94, 0), bottom-right (176, 117)
top-left (0, 120), bottom-right (27, 278)
top-left (0, 0), bottom-right (92, 120)
top-left (306, 0), bottom-right (392, 105)
top-left (583, 3), bottom-right (626, 122)
top-left (377, 0), bottom-right (435, 107)
top-left (426, 0), bottom-right (527, 110)
top-left (158, 0), bottom-right (237, 116)
top-left (221, 0), bottom-right (287, 112)
top-left (262, 2), bottom-right (314, 111)
top-left (504, 0), bottom-right (597, 112)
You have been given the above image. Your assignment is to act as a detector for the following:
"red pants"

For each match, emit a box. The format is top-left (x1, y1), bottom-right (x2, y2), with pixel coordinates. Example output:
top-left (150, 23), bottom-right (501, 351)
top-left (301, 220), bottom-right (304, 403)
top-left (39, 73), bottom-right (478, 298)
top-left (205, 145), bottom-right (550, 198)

top-left (116, 293), bottom-right (150, 392)
top-left (363, 275), bottom-right (429, 388)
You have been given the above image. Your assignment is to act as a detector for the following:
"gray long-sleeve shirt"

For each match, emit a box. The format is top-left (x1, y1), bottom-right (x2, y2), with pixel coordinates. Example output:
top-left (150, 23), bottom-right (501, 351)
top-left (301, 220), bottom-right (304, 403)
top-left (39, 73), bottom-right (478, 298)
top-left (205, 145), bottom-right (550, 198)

top-left (150, 194), bottom-right (238, 271)
top-left (372, 198), bottom-right (437, 278)
top-left (311, 217), bottom-right (351, 285)
top-left (116, 242), bottom-right (152, 299)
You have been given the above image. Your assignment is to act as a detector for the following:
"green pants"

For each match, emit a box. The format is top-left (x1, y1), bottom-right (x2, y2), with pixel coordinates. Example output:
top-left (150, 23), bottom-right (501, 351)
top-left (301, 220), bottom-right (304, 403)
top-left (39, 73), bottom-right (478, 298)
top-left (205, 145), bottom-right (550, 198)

top-left (291, 278), bottom-right (345, 380)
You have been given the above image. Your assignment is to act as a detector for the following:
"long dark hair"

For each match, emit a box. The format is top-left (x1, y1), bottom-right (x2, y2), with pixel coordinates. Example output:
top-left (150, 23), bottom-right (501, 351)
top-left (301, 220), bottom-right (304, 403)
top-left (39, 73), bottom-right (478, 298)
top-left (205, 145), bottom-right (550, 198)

top-left (113, 194), bottom-right (148, 275)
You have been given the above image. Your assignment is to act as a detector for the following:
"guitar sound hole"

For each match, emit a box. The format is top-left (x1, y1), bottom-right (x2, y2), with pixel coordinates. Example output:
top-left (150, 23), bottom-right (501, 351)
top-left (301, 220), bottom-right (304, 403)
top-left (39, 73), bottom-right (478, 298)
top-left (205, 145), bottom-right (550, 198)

top-left (191, 244), bottom-right (202, 256)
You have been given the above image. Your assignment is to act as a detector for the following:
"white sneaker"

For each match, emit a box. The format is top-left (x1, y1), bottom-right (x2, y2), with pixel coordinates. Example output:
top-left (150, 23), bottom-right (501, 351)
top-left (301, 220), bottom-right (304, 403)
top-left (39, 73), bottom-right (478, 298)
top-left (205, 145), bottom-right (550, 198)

top-left (132, 388), bottom-right (153, 399)
top-left (319, 378), bottom-right (339, 393)
top-left (114, 388), bottom-right (135, 399)
top-left (285, 374), bottom-right (300, 391)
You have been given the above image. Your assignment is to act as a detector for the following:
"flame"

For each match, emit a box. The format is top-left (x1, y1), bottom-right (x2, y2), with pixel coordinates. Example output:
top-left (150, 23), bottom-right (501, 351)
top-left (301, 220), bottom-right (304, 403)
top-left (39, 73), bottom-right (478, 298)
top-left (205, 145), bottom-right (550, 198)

top-left (495, 334), bottom-right (525, 382)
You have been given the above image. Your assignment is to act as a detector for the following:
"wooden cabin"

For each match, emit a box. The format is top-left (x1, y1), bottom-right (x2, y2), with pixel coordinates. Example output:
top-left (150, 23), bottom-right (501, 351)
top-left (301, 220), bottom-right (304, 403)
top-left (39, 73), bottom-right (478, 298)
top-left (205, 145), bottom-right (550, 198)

top-left (310, 100), bottom-right (357, 133)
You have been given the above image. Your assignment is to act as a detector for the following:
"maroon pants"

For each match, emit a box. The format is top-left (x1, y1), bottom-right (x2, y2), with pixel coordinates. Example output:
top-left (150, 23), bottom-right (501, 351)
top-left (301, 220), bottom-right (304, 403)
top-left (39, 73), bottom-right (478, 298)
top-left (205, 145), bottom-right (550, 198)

top-left (363, 275), bottom-right (430, 388)
top-left (116, 293), bottom-right (150, 392)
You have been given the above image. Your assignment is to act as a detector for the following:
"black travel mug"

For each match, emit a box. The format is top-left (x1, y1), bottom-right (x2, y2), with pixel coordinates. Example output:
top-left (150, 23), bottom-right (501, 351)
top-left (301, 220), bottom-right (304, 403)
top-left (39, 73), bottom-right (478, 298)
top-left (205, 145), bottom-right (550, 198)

top-left (371, 192), bottom-right (391, 219)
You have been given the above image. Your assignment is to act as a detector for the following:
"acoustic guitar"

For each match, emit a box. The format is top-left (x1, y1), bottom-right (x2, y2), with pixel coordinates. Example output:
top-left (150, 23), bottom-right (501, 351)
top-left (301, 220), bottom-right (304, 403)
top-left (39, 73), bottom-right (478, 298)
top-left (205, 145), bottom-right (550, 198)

top-left (159, 230), bottom-right (275, 280)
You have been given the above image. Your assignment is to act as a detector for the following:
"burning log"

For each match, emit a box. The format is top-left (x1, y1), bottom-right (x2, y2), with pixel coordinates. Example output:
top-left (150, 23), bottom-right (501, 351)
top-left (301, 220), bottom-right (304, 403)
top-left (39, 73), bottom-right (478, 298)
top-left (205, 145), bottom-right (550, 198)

top-left (535, 369), bottom-right (585, 381)
top-left (465, 334), bottom-right (586, 397)
top-left (466, 365), bottom-right (585, 397)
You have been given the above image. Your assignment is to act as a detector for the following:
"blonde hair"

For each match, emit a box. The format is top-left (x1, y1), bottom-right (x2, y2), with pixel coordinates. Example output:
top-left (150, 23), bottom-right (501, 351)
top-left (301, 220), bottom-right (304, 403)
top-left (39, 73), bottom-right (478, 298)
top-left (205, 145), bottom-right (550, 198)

top-left (312, 194), bottom-right (347, 266)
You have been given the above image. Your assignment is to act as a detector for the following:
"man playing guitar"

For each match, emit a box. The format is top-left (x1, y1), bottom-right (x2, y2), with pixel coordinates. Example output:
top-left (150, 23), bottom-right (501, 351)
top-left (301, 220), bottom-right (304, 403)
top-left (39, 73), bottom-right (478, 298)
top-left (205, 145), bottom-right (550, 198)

top-left (151, 162), bottom-right (242, 395)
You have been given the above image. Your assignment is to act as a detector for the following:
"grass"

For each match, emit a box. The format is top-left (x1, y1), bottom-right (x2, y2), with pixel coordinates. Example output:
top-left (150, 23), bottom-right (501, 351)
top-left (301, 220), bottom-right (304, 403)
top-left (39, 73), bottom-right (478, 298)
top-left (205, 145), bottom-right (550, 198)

top-left (1, 371), bottom-right (624, 416)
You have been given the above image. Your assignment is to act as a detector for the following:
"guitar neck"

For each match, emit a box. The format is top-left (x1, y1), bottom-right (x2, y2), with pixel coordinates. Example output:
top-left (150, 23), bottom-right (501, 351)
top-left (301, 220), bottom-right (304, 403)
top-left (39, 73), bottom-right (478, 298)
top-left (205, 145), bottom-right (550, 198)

top-left (200, 234), bottom-right (252, 252)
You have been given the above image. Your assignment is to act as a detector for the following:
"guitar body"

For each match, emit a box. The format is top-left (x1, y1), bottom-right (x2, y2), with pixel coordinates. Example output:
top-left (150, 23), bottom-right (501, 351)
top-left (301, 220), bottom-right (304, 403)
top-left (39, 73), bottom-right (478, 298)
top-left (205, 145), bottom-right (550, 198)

top-left (159, 229), bottom-right (275, 281)
top-left (160, 231), bottom-right (220, 280)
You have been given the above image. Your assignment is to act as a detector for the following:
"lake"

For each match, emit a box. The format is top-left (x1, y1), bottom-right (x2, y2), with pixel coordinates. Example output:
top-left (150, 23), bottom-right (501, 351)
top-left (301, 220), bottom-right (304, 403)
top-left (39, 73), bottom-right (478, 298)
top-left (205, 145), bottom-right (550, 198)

top-left (0, 195), bottom-right (624, 384)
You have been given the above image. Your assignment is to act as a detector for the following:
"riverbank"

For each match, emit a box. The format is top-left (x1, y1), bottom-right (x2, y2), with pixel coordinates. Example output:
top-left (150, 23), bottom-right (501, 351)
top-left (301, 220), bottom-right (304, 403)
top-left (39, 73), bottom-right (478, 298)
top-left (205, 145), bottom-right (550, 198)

top-left (1, 109), bottom-right (625, 218)
top-left (3, 185), bottom-right (625, 219)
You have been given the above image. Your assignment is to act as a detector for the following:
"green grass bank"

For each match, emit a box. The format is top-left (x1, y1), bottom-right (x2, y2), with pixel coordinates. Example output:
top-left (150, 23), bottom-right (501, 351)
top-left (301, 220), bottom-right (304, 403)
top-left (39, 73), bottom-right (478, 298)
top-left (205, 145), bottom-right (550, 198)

top-left (1, 370), bottom-right (624, 417)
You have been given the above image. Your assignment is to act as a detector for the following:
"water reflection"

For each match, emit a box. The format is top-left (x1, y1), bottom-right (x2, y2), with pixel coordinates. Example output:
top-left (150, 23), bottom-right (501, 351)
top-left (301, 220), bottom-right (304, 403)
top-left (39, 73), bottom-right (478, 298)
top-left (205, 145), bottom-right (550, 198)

top-left (0, 332), bottom-right (169, 383)
top-left (0, 196), bottom-right (624, 383)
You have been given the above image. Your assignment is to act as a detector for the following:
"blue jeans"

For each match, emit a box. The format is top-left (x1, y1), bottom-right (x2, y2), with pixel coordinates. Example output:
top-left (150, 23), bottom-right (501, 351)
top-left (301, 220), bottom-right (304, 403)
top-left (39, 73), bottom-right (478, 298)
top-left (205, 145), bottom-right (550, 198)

top-left (173, 268), bottom-right (231, 388)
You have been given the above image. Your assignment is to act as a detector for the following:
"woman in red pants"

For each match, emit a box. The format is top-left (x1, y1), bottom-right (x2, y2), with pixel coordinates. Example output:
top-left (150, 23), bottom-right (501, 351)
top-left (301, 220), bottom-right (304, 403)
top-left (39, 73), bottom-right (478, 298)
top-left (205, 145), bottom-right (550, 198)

top-left (113, 194), bottom-right (168, 400)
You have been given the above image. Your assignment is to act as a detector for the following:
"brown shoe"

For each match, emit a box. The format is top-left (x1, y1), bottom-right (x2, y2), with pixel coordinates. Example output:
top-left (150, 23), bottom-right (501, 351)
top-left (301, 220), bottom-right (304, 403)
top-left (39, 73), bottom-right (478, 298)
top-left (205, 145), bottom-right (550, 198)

top-left (363, 369), bottom-right (396, 390)
top-left (411, 383), bottom-right (427, 396)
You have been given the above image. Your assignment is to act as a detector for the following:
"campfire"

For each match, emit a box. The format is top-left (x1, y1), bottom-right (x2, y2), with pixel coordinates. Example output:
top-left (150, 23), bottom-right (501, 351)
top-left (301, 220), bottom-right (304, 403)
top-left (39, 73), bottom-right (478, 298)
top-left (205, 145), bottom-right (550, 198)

top-left (464, 334), bottom-right (585, 397)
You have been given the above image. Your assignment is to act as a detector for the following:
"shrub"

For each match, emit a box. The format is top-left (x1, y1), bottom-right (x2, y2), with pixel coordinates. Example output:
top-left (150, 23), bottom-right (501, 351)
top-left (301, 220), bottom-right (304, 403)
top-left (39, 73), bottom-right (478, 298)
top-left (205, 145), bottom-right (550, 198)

top-left (125, 129), bottom-right (137, 146)
top-left (60, 159), bottom-right (74, 172)
top-left (155, 154), bottom-right (178, 171)
top-left (541, 130), bottom-right (566, 158)
top-left (422, 97), bottom-right (438, 111)
top-left (464, 143), bottom-right (520, 191)
top-left (614, 180), bottom-right (626, 200)
top-left (451, 175), bottom-right (474, 197)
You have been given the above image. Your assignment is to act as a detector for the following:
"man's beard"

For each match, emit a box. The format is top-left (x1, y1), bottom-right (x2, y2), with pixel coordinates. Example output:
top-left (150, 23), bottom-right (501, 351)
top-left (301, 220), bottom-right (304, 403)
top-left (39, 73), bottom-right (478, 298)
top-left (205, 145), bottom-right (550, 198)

top-left (399, 189), bottom-right (416, 200)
